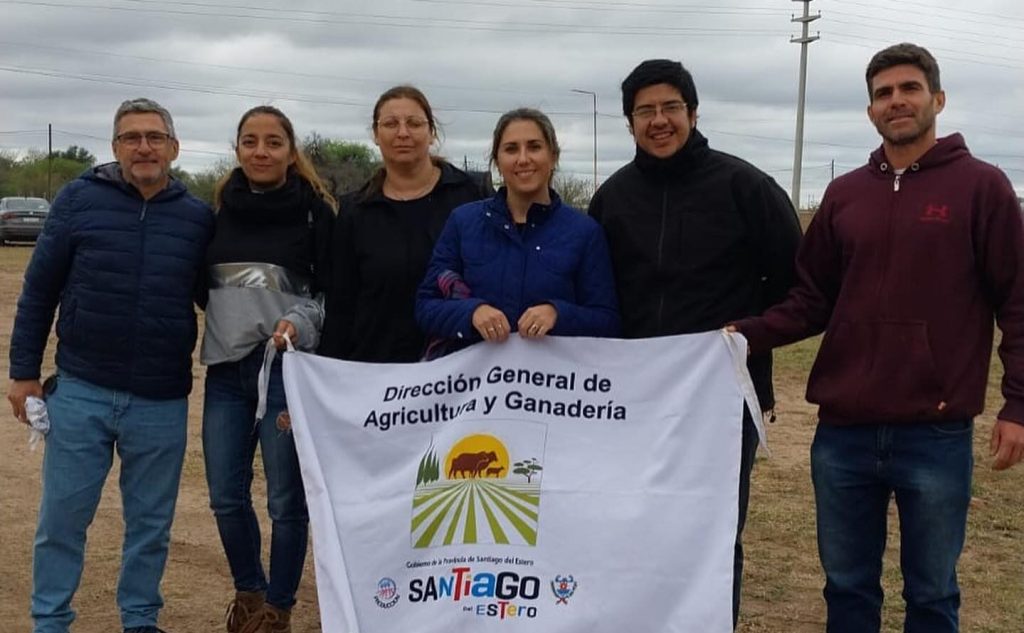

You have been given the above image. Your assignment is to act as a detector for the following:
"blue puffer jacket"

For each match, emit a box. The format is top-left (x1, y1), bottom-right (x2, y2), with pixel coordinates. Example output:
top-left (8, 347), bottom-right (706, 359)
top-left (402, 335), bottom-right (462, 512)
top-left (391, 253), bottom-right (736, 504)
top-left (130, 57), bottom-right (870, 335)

top-left (415, 189), bottom-right (620, 341)
top-left (9, 164), bottom-right (214, 399)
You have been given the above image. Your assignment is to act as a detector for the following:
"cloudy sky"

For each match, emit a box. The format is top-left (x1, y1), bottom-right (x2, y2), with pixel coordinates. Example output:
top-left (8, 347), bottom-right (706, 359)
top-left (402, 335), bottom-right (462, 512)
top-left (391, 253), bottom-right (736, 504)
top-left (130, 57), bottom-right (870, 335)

top-left (1, 0), bottom-right (1022, 205)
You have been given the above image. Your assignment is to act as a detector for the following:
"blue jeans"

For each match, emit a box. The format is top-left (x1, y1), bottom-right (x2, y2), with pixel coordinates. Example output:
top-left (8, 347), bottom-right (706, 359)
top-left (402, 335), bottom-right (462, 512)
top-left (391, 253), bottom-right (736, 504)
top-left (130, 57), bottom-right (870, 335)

top-left (32, 371), bottom-right (187, 633)
top-left (202, 349), bottom-right (308, 610)
top-left (811, 420), bottom-right (973, 633)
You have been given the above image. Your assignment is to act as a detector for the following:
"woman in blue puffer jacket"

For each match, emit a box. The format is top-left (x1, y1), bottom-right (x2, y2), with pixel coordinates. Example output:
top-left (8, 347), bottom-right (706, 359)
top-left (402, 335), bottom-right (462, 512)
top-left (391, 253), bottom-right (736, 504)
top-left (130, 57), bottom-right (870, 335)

top-left (415, 108), bottom-right (619, 348)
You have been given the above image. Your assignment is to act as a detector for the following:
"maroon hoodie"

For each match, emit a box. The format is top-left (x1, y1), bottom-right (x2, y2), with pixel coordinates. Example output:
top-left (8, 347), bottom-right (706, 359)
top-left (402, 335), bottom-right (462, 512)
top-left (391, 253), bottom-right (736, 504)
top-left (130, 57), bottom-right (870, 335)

top-left (736, 134), bottom-right (1024, 426)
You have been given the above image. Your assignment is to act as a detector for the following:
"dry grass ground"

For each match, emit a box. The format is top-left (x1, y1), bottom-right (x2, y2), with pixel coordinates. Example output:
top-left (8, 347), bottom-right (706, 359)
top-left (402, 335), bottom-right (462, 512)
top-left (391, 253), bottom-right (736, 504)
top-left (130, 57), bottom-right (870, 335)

top-left (1, 243), bottom-right (1021, 632)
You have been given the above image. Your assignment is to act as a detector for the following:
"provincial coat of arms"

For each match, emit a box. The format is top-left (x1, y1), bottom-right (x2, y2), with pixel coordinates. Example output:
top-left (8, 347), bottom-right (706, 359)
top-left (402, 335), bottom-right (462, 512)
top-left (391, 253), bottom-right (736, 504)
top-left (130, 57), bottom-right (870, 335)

top-left (551, 575), bottom-right (577, 604)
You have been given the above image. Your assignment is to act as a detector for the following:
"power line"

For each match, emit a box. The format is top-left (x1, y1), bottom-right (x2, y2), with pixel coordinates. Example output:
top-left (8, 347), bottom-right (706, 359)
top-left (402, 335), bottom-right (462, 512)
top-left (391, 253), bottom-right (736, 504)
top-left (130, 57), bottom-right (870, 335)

top-left (826, 0), bottom-right (1024, 26)
top-left (826, 34), bottom-right (1024, 71)
top-left (825, 15), bottom-right (1024, 52)
top-left (126, 0), bottom-right (790, 16)
top-left (522, 0), bottom-right (785, 9)
top-left (0, 40), bottom-right (559, 98)
top-left (0, 0), bottom-right (790, 37)
top-left (0, 64), bottom-right (597, 117)
top-left (0, 64), bottom-right (364, 106)
top-left (408, 0), bottom-right (786, 16)
top-left (0, 64), bottom-right (584, 115)
top-left (20, 38), bottom-right (1018, 134)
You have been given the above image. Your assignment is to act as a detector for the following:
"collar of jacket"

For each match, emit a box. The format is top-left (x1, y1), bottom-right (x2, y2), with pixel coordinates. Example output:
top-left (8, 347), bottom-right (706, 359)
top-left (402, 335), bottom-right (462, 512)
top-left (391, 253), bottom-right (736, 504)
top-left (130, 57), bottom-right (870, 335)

top-left (356, 160), bottom-right (469, 205)
top-left (86, 162), bottom-right (187, 201)
top-left (632, 127), bottom-right (711, 180)
top-left (487, 186), bottom-right (562, 226)
top-left (868, 132), bottom-right (970, 175)
top-left (218, 167), bottom-right (312, 225)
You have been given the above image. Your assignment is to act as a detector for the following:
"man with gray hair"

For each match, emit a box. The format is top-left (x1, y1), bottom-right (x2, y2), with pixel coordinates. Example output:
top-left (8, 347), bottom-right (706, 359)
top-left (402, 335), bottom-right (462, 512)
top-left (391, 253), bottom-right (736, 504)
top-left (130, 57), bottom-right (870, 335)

top-left (7, 98), bottom-right (213, 633)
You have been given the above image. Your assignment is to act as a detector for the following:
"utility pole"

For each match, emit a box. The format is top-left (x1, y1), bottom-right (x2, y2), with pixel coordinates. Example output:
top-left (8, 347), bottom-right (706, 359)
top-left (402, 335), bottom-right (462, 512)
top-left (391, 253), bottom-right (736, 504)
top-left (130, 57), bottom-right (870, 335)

top-left (571, 89), bottom-right (598, 193)
top-left (790, 0), bottom-right (819, 211)
top-left (47, 123), bottom-right (53, 201)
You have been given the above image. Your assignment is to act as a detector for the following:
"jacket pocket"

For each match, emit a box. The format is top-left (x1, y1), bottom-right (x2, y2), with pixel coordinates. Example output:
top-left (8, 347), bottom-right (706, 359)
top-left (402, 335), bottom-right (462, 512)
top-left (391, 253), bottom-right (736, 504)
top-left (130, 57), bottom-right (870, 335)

top-left (537, 246), bottom-right (576, 276)
top-left (807, 320), bottom-right (945, 420)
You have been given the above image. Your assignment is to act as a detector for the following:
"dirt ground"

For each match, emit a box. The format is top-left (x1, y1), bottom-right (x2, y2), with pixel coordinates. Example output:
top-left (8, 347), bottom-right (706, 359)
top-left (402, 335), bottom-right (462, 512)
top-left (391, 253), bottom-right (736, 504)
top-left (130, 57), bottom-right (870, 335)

top-left (1, 243), bottom-right (1022, 633)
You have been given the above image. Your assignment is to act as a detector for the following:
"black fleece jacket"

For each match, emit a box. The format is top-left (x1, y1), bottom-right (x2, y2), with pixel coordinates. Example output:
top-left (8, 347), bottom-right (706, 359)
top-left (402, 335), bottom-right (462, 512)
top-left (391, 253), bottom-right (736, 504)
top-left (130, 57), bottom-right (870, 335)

top-left (589, 129), bottom-right (801, 410)
top-left (319, 162), bottom-right (491, 362)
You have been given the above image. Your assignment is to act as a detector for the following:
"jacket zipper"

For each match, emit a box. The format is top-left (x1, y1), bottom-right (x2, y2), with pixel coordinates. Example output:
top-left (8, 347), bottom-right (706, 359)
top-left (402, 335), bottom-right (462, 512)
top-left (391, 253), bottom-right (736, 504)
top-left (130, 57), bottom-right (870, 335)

top-left (517, 216), bottom-right (527, 312)
top-left (656, 187), bottom-right (668, 332)
top-left (857, 170), bottom-right (901, 405)
top-left (134, 198), bottom-right (148, 385)
top-left (878, 170), bottom-right (902, 317)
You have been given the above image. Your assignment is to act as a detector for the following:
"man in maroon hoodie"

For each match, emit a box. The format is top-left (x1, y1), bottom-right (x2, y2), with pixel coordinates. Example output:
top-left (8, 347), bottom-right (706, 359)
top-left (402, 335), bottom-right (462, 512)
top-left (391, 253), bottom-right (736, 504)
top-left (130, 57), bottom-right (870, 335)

top-left (733, 43), bottom-right (1024, 633)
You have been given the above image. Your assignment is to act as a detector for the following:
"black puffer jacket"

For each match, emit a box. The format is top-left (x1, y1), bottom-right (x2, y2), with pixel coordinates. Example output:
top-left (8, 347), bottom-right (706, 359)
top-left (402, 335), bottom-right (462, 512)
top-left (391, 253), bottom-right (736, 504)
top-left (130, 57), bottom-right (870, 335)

top-left (588, 129), bottom-right (801, 409)
top-left (319, 162), bottom-right (491, 362)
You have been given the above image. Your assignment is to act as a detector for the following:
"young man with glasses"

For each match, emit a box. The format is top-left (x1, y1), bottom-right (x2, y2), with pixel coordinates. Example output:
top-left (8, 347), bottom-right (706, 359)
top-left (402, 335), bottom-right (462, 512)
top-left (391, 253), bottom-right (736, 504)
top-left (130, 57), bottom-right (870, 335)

top-left (7, 98), bottom-right (213, 633)
top-left (588, 58), bottom-right (802, 629)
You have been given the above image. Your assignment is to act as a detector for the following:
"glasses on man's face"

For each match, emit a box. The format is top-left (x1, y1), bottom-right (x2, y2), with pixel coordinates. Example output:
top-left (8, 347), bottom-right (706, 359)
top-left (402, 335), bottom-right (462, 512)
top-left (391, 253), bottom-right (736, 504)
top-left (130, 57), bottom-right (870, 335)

top-left (632, 101), bottom-right (688, 121)
top-left (115, 131), bottom-right (173, 148)
top-left (377, 117), bottom-right (430, 133)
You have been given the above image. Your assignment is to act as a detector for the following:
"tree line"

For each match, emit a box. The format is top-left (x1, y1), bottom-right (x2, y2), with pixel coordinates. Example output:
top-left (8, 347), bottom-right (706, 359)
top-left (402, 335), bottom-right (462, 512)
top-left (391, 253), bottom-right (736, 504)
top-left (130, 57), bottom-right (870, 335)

top-left (0, 146), bottom-right (100, 200)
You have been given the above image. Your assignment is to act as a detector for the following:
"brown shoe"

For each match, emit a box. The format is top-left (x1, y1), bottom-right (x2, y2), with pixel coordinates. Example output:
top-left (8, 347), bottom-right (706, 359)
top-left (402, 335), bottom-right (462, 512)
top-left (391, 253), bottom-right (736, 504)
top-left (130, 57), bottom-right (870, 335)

top-left (225, 591), bottom-right (265, 633)
top-left (239, 604), bottom-right (291, 633)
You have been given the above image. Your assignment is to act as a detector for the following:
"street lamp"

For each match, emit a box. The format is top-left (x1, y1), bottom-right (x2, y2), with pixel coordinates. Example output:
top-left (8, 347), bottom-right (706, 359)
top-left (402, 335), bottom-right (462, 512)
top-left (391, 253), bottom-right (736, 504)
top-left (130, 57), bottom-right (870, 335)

top-left (571, 89), bottom-right (598, 193)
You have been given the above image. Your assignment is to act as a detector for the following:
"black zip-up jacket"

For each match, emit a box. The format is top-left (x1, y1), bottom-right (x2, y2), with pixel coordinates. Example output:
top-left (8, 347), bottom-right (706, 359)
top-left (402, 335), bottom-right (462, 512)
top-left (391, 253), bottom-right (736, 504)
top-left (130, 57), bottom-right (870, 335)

top-left (319, 162), bottom-right (491, 362)
top-left (589, 129), bottom-right (801, 409)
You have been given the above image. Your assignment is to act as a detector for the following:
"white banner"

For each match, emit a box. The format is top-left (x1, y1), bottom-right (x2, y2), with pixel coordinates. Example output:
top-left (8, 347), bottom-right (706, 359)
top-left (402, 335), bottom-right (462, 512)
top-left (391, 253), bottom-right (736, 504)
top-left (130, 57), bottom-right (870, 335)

top-left (283, 332), bottom-right (761, 633)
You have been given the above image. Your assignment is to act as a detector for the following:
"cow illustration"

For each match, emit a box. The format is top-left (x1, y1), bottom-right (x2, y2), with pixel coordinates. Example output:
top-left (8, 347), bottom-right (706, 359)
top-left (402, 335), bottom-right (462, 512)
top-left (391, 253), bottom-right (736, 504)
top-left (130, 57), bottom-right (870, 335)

top-left (448, 451), bottom-right (498, 479)
top-left (485, 466), bottom-right (505, 478)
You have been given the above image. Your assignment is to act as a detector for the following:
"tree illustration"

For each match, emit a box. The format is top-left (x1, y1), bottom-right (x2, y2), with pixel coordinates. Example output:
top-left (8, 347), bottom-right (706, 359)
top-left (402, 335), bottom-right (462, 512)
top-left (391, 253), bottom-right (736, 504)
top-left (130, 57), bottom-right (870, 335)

top-left (416, 452), bottom-right (428, 486)
top-left (513, 458), bottom-right (543, 483)
top-left (427, 452), bottom-right (439, 482)
top-left (417, 444), bottom-right (440, 486)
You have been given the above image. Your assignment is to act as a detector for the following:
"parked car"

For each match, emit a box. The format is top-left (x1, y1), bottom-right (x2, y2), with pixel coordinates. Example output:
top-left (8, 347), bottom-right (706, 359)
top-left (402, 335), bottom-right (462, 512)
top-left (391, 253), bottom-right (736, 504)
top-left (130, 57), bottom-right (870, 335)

top-left (0, 197), bottom-right (50, 244)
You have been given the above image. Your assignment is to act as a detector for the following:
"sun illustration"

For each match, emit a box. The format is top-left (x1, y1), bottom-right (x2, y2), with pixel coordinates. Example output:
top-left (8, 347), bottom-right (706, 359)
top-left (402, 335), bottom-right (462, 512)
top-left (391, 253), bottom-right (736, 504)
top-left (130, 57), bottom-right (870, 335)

top-left (444, 434), bottom-right (510, 480)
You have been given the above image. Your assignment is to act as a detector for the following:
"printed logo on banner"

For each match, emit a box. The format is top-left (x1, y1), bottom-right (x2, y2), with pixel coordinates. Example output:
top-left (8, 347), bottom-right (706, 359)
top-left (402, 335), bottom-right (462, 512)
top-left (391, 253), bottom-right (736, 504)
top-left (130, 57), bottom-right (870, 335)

top-left (411, 424), bottom-right (546, 548)
top-left (374, 577), bottom-right (400, 609)
top-left (551, 575), bottom-right (577, 604)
